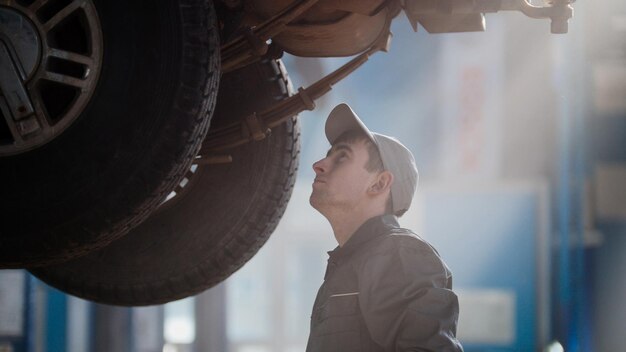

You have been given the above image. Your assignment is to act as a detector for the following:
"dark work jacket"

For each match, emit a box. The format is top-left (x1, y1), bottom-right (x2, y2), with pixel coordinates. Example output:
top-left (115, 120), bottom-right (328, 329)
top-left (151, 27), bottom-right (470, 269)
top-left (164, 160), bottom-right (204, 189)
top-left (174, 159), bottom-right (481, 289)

top-left (305, 214), bottom-right (463, 352)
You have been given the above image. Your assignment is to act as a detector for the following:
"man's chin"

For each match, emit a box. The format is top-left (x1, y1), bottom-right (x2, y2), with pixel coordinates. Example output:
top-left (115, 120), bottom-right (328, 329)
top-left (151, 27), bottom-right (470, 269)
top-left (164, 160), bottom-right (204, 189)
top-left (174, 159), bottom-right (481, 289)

top-left (309, 193), bottom-right (324, 211)
top-left (309, 194), bottom-right (318, 208)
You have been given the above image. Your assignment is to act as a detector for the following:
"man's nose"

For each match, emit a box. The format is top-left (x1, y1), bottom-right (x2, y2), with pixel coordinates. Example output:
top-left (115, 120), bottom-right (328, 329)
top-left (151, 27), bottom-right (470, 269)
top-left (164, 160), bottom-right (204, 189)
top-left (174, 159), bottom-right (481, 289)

top-left (312, 158), bottom-right (327, 175)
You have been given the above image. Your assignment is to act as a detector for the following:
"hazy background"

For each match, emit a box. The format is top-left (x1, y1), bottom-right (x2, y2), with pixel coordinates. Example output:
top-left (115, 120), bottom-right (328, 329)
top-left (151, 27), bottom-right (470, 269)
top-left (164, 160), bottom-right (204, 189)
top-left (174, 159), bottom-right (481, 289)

top-left (2, 0), bottom-right (626, 351)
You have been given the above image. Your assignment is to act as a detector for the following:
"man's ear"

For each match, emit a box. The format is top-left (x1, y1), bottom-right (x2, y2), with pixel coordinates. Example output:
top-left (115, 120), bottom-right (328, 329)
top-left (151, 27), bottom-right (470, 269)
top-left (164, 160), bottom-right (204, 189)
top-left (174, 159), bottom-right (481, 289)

top-left (369, 171), bottom-right (393, 195)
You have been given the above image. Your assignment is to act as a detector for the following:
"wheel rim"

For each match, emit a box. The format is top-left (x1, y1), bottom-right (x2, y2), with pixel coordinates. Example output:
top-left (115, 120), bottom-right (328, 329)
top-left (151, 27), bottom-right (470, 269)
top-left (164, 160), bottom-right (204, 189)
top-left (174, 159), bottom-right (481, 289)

top-left (0, 0), bottom-right (102, 156)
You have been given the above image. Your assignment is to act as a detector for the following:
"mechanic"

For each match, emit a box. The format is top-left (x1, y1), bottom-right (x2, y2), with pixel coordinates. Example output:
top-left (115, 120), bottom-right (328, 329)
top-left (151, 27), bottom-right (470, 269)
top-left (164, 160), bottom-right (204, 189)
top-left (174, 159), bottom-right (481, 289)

top-left (306, 103), bottom-right (463, 352)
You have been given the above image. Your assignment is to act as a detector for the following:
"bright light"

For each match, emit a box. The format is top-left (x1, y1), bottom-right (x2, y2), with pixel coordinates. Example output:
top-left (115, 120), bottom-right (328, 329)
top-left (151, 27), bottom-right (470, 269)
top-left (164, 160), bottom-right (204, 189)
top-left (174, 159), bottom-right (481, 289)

top-left (164, 297), bottom-right (196, 344)
top-left (164, 318), bottom-right (195, 344)
top-left (545, 341), bottom-right (565, 352)
top-left (162, 344), bottom-right (178, 352)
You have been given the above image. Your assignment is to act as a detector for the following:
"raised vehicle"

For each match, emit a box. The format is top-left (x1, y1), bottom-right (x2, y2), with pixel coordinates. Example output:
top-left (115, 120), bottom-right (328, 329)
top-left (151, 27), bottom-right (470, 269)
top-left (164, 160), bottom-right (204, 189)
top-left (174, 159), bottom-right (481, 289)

top-left (0, 0), bottom-right (573, 305)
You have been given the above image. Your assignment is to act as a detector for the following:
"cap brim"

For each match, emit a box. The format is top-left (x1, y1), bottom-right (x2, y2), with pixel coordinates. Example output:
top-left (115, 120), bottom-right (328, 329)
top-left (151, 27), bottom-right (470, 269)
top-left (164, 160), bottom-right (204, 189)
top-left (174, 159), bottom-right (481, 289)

top-left (325, 103), bottom-right (375, 145)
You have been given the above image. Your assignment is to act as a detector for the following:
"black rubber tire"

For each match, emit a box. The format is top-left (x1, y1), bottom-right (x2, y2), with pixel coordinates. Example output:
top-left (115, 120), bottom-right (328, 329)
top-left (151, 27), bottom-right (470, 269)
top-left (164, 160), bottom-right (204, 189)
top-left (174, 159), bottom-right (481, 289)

top-left (30, 59), bottom-right (300, 306)
top-left (0, 0), bottom-right (220, 268)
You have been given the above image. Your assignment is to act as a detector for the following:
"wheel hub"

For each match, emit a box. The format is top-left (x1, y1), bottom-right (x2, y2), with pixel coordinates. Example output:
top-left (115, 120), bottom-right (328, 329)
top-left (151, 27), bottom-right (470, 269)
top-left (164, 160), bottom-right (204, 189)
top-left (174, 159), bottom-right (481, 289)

top-left (0, 1), bottom-right (102, 156)
top-left (0, 7), bottom-right (40, 78)
top-left (0, 7), bottom-right (42, 139)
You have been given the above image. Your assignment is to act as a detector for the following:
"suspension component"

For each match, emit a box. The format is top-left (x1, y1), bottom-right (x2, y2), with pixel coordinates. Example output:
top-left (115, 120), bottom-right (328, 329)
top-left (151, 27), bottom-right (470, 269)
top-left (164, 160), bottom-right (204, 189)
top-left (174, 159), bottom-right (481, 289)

top-left (220, 0), bottom-right (320, 73)
top-left (198, 27), bottom-right (392, 157)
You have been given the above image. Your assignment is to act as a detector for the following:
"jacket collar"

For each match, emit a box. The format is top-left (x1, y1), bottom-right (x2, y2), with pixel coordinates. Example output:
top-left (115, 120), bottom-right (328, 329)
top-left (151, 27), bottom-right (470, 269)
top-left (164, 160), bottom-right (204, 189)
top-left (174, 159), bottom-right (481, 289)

top-left (327, 214), bottom-right (400, 262)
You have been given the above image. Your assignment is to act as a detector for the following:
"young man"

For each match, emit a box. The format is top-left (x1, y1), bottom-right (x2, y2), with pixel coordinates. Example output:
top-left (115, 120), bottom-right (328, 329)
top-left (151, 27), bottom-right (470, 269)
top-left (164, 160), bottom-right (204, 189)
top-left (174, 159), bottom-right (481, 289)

top-left (306, 103), bottom-right (463, 352)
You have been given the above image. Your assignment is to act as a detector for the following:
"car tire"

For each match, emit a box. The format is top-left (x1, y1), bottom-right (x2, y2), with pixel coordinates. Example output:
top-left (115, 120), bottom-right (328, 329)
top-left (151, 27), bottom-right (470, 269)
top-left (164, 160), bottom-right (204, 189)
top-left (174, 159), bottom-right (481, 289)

top-left (0, 0), bottom-right (220, 268)
top-left (30, 58), bottom-right (300, 305)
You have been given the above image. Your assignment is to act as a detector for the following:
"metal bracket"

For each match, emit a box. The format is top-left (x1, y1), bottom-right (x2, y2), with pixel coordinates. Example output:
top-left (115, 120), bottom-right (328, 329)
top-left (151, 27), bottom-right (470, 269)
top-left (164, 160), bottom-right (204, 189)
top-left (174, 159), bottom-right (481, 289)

top-left (221, 0), bottom-right (321, 73)
top-left (297, 87), bottom-right (315, 111)
top-left (242, 28), bottom-right (268, 56)
top-left (200, 34), bottom-right (392, 153)
top-left (199, 2), bottom-right (396, 154)
top-left (243, 112), bottom-right (271, 141)
top-left (500, 0), bottom-right (573, 34)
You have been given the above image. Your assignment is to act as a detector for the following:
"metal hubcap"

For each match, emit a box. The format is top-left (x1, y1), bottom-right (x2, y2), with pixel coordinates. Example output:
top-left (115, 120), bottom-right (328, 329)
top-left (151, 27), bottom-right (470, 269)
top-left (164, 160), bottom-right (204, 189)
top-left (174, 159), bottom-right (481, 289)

top-left (0, 0), bottom-right (102, 156)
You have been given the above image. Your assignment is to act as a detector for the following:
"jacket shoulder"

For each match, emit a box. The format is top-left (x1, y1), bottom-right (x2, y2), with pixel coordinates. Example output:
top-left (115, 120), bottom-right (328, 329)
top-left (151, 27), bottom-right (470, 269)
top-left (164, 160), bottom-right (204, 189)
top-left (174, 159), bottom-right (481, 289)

top-left (356, 228), bottom-right (454, 288)
top-left (370, 228), bottom-right (441, 256)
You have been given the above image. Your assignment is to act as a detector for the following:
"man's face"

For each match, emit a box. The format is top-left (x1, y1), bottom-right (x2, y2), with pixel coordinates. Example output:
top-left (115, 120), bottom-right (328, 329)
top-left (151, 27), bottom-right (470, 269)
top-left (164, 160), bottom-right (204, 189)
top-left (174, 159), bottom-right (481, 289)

top-left (310, 139), bottom-right (379, 213)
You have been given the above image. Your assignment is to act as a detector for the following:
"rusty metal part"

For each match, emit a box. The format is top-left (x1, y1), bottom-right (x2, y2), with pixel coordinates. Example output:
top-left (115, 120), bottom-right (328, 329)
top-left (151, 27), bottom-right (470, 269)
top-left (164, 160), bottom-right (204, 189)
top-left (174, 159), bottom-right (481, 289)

top-left (249, 0), bottom-right (388, 21)
top-left (0, 0), bottom-right (103, 156)
top-left (270, 8), bottom-right (390, 57)
top-left (404, 0), bottom-right (573, 34)
top-left (246, 0), bottom-right (344, 22)
top-left (316, 0), bottom-right (389, 16)
top-left (243, 0), bottom-right (397, 58)
top-left (221, 0), bottom-right (320, 73)
top-left (221, 0), bottom-right (401, 71)
top-left (199, 29), bottom-right (392, 155)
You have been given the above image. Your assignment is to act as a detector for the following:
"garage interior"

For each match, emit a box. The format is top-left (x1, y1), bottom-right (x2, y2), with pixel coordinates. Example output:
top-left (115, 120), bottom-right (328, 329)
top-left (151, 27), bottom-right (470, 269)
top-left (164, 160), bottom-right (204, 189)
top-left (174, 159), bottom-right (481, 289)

top-left (1, 0), bottom-right (625, 351)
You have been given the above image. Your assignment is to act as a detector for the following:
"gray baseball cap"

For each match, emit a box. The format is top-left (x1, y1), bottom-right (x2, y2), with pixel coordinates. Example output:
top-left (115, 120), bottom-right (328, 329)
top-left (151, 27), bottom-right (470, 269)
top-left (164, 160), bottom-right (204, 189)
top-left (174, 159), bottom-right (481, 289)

top-left (325, 103), bottom-right (419, 214)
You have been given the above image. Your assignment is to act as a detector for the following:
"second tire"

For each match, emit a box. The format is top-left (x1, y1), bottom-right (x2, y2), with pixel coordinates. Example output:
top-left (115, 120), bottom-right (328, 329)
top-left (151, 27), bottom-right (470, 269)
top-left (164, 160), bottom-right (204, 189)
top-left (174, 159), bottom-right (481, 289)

top-left (31, 59), bottom-right (300, 306)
